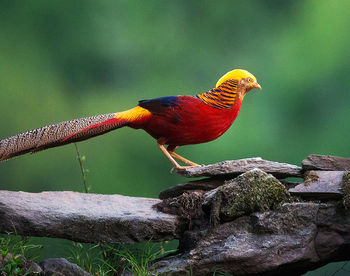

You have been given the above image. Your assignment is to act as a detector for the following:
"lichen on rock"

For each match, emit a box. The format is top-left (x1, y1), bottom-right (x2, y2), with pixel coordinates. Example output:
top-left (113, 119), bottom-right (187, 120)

top-left (304, 171), bottom-right (320, 185)
top-left (204, 168), bottom-right (291, 226)
top-left (155, 191), bottom-right (206, 230)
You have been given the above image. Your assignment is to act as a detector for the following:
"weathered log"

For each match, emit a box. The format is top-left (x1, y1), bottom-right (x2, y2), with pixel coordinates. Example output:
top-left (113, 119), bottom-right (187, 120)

top-left (302, 154), bottom-right (350, 171)
top-left (0, 191), bottom-right (184, 244)
top-left (176, 157), bottom-right (302, 178)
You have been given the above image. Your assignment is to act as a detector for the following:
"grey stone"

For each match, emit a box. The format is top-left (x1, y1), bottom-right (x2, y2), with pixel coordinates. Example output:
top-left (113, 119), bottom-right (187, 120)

top-left (202, 169), bottom-right (290, 227)
top-left (0, 191), bottom-right (183, 244)
top-left (1, 156), bottom-right (349, 276)
top-left (177, 157), bottom-right (302, 178)
top-left (289, 171), bottom-right (345, 199)
top-left (302, 154), bottom-right (350, 171)
top-left (159, 178), bottom-right (226, 199)
top-left (153, 202), bottom-right (350, 275)
top-left (27, 261), bottom-right (43, 274)
top-left (39, 258), bottom-right (91, 276)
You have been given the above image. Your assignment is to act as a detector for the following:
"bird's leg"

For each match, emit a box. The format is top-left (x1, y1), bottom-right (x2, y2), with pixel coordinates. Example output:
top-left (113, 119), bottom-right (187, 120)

top-left (157, 142), bottom-right (199, 170)
top-left (167, 145), bottom-right (199, 167)
top-left (157, 142), bottom-right (183, 170)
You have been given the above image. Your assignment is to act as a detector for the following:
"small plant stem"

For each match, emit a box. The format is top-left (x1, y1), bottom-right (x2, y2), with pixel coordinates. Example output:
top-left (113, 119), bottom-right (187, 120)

top-left (74, 143), bottom-right (88, 193)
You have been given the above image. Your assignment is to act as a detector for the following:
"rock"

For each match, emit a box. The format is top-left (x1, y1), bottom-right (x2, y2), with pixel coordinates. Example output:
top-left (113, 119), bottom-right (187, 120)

top-left (159, 178), bottom-right (225, 199)
top-left (289, 171), bottom-right (345, 199)
top-left (0, 191), bottom-right (183, 244)
top-left (302, 154), bottom-right (350, 171)
top-left (155, 191), bottom-right (206, 231)
top-left (177, 157), bottom-right (302, 178)
top-left (153, 202), bottom-right (350, 275)
top-left (27, 261), bottom-right (43, 274)
top-left (39, 258), bottom-right (91, 276)
top-left (203, 169), bottom-right (291, 226)
top-left (1, 155), bottom-right (349, 276)
top-left (342, 172), bottom-right (350, 209)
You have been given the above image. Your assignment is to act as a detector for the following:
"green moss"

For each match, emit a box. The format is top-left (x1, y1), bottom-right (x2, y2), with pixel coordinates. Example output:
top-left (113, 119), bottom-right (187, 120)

top-left (211, 169), bottom-right (291, 223)
top-left (341, 172), bottom-right (350, 210)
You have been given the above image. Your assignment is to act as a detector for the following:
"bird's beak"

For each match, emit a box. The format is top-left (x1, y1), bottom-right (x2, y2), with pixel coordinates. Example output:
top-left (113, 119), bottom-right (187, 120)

top-left (253, 82), bottom-right (262, 90)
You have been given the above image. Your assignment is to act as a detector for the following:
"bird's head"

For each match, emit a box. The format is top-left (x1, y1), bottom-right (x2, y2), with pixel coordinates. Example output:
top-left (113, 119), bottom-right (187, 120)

top-left (197, 69), bottom-right (261, 109)
top-left (216, 69), bottom-right (261, 96)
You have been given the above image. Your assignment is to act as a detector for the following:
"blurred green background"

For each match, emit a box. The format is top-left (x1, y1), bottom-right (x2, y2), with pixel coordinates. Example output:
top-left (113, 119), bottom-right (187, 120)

top-left (0, 0), bottom-right (349, 274)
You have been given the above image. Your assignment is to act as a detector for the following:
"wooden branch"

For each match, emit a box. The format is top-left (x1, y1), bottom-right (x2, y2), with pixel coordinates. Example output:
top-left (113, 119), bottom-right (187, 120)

top-left (0, 191), bottom-right (184, 244)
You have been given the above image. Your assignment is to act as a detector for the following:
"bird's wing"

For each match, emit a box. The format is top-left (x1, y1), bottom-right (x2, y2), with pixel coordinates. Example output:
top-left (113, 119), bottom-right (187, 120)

top-left (138, 96), bottom-right (181, 115)
top-left (138, 96), bottom-right (185, 124)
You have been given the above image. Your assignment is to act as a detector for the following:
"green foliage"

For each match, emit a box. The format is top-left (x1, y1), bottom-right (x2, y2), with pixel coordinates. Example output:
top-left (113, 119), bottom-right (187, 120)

top-left (68, 241), bottom-right (176, 275)
top-left (74, 144), bottom-right (91, 193)
top-left (0, 233), bottom-right (42, 275)
top-left (69, 242), bottom-right (99, 274)
top-left (0, 233), bottom-right (42, 261)
top-left (0, 252), bottom-right (25, 276)
top-left (103, 242), bottom-right (175, 275)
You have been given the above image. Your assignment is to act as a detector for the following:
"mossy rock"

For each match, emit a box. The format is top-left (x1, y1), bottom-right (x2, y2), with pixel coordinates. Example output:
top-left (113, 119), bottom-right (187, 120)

top-left (206, 169), bottom-right (291, 225)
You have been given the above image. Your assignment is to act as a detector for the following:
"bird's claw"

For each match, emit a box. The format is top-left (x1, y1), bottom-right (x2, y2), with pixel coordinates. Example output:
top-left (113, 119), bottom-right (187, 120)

top-left (170, 164), bottom-right (201, 173)
top-left (177, 165), bottom-right (200, 170)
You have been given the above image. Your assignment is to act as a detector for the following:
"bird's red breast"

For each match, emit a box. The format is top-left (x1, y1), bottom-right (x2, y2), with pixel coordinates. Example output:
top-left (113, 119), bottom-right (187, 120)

top-left (133, 95), bottom-right (242, 146)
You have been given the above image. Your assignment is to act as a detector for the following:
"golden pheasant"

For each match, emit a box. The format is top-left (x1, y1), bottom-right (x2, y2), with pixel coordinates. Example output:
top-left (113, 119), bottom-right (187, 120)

top-left (0, 69), bottom-right (261, 169)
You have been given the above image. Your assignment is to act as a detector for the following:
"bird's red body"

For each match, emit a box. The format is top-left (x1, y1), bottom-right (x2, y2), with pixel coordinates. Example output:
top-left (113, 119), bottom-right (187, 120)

top-left (134, 96), bottom-right (242, 146)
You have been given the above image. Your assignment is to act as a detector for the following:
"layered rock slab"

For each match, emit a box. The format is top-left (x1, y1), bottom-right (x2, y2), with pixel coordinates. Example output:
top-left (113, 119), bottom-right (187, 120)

top-left (176, 157), bottom-right (302, 178)
top-left (154, 202), bottom-right (350, 275)
top-left (0, 191), bottom-right (183, 244)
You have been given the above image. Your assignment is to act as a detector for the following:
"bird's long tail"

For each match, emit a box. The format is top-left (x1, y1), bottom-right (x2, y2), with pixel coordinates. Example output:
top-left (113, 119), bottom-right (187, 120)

top-left (0, 112), bottom-right (128, 162)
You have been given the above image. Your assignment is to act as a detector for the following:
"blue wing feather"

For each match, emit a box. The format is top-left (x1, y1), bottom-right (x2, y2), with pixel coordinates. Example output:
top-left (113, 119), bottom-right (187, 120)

top-left (138, 96), bottom-right (180, 115)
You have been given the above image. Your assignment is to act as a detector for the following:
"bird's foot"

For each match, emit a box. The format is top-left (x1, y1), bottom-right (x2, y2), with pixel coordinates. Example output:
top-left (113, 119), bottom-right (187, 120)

top-left (170, 164), bottom-right (200, 173)
top-left (177, 164), bottom-right (200, 170)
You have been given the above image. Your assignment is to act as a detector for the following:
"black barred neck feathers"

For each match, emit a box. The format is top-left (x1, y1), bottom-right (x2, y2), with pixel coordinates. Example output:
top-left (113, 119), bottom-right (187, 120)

top-left (196, 79), bottom-right (239, 109)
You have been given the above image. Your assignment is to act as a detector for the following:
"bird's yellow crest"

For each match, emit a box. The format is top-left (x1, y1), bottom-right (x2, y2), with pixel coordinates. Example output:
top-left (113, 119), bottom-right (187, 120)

top-left (216, 69), bottom-right (257, 88)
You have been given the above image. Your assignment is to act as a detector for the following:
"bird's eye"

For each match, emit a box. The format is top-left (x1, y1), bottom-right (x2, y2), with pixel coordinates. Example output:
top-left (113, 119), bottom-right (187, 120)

top-left (247, 78), bottom-right (252, 82)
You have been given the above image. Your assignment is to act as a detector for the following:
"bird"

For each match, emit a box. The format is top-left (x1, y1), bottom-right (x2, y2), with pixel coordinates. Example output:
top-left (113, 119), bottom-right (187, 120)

top-left (0, 69), bottom-right (261, 170)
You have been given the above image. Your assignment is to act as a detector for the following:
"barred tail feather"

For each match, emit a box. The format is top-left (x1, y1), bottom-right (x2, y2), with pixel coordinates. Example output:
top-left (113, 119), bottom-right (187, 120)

top-left (0, 113), bottom-right (127, 162)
